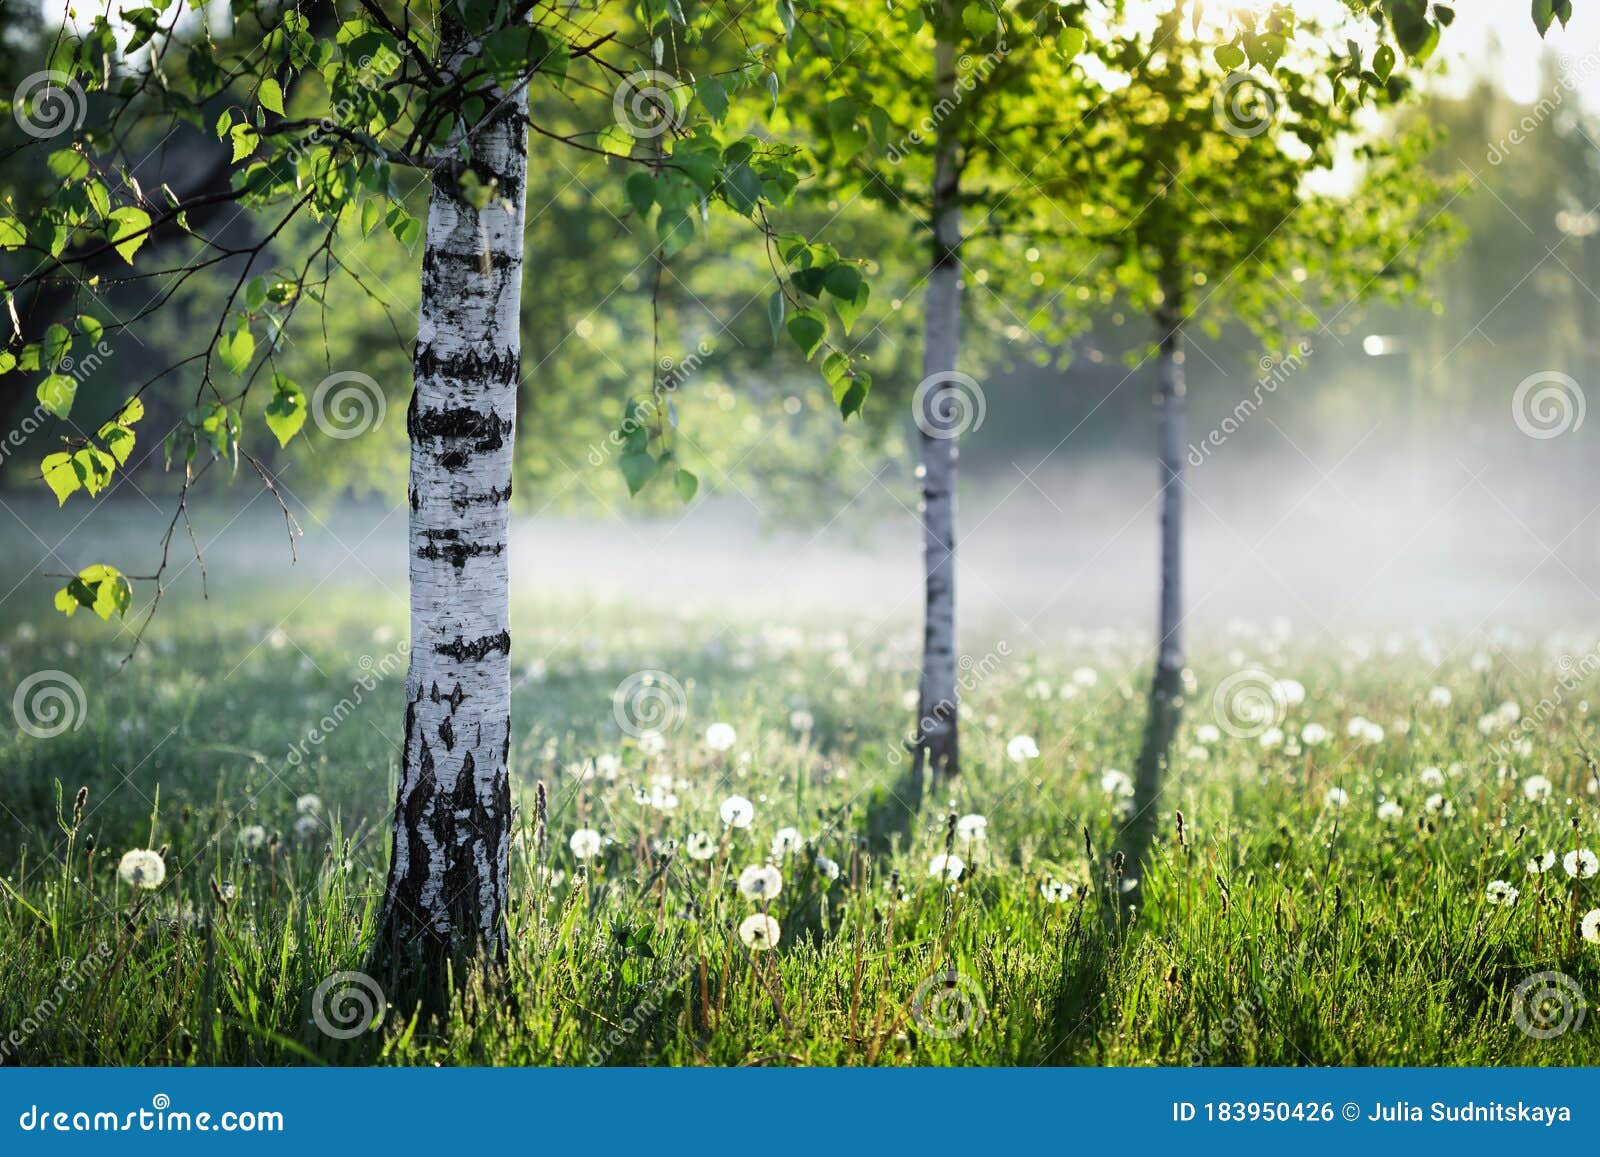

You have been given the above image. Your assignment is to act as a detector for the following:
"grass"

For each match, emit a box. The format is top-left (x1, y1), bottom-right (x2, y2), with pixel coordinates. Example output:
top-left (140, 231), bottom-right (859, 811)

top-left (1, 590), bottom-right (1598, 1066)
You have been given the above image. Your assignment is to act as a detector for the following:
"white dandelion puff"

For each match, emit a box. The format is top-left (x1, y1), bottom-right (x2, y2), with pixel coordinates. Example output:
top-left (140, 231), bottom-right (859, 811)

top-left (1582, 909), bottom-right (1600, 945)
top-left (117, 849), bottom-right (166, 890)
top-left (955, 813), bottom-right (988, 841)
top-left (770, 827), bottom-right (803, 857)
top-left (1563, 849), bottom-right (1599, 879)
top-left (737, 864), bottom-right (783, 901)
top-left (719, 795), bottom-right (755, 828)
top-left (1485, 880), bottom-right (1520, 906)
top-left (1006, 735), bottom-right (1040, 763)
top-left (738, 913), bottom-right (781, 950)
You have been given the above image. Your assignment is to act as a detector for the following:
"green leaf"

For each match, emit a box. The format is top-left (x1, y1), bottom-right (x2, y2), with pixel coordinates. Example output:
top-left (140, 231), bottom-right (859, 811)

top-left (961, 3), bottom-right (998, 38)
top-left (41, 452), bottom-right (80, 505)
top-left (723, 163), bottom-right (762, 216)
top-left (265, 375), bottom-right (307, 447)
top-left (596, 123), bottom-right (636, 155)
top-left (1214, 43), bottom-right (1246, 71)
top-left (786, 310), bottom-right (826, 360)
top-left (42, 323), bottom-right (71, 368)
top-left (824, 262), bottom-right (862, 300)
top-left (696, 75), bottom-right (728, 122)
top-left (71, 446), bottom-right (115, 496)
top-left (37, 374), bottom-right (77, 419)
top-left (107, 206), bottom-right (151, 264)
top-left (229, 122), bottom-right (259, 163)
top-left (1058, 27), bottom-right (1087, 59)
top-left (619, 449), bottom-right (659, 496)
top-left (625, 172), bottom-right (656, 217)
top-left (673, 468), bottom-right (698, 503)
top-left (837, 372), bottom-right (870, 420)
top-left (657, 210), bottom-right (694, 257)
top-left (57, 564), bottom-right (131, 620)
top-left (259, 77), bottom-right (285, 115)
top-left (1533, 0), bottom-right (1557, 36)
top-left (0, 217), bottom-right (25, 248)
top-left (835, 281), bottom-right (869, 335)
top-left (97, 422), bottom-right (136, 465)
top-left (767, 291), bottom-right (786, 344)
top-left (219, 321), bottom-right (254, 376)
top-left (245, 276), bottom-right (269, 313)
top-left (1373, 45), bottom-right (1396, 82)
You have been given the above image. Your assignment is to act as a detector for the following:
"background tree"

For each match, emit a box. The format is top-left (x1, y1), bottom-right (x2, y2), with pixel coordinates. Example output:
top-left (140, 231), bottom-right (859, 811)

top-left (1049, 0), bottom-right (1455, 872)
top-left (785, 0), bottom-right (1104, 788)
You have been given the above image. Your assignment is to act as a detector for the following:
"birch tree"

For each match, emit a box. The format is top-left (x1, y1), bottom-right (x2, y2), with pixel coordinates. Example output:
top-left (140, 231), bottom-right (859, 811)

top-left (1, 0), bottom-right (870, 987)
top-left (1053, 0), bottom-right (1452, 871)
top-left (785, 0), bottom-right (1102, 786)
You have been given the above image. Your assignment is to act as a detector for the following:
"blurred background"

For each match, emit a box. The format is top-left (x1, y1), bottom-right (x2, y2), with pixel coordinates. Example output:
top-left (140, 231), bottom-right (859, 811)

top-left (3, 3), bottom-right (1600, 650)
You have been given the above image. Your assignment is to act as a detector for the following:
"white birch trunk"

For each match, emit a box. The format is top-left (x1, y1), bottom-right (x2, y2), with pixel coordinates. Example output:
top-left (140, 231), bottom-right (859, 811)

top-left (1130, 288), bottom-right (1187, 869)
top-left (378, 24), bottom-right (527, 969)
top-left (913, 35), bottom-right (963, 782)
top-left (1153, 296), bottom-right (1185, 683)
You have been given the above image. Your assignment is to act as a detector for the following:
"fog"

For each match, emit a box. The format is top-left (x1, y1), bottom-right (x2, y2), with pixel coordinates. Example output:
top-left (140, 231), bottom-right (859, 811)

top-left (11, 403), bottom-right (1597, 654)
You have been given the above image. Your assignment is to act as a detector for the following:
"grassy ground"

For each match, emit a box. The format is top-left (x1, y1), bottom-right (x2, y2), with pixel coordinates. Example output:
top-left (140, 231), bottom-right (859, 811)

top-left (1, 592), bottom-right (1598, 1066)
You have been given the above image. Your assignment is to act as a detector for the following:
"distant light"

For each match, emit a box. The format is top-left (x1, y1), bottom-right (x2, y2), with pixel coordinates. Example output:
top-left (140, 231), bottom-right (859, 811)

top-left (1363, 334), bottom-right (1405, 357)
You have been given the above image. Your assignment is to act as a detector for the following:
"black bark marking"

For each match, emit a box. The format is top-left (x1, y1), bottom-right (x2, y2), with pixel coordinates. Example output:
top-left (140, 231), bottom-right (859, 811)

top-left (413, 344), bottom-right (519, 388)
top-left (416, 529), bottom-right (505, 570)
top-left (434, 630), bottom-right (511, 663)
top-left (451, 483), bottom-right (512, 512)
top-left (412, 406), bottom-right (512, 451)
top-left (428, 681), bottom-right (467, 711)
top-left (439, 715), bottom-right (455, 752)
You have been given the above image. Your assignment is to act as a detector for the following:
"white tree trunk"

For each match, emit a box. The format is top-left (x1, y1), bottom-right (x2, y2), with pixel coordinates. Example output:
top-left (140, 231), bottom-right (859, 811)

top-left (1153, 297), bottom-right (1185, 682)
top-left (913, 36), bottom-right (963, 782)
top-left (1130, 289), bottom-right (1187, 869)
top-left (378, 26), bottom-right (528, 971)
